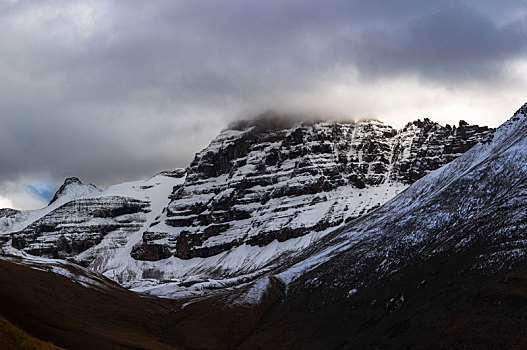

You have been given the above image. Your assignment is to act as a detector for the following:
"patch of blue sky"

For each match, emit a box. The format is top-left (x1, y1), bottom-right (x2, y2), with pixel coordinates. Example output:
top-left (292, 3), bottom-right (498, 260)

top-left (25, 182), bottom-right (57, 202)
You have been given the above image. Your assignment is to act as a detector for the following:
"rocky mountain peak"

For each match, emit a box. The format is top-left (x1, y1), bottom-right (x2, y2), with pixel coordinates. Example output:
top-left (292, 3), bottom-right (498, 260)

top-left (49, 177), bottom-right (100, 205)
top-left (130, 116), bottom-right (494, 261)
top-left (63, 177), bottom-right (82, 186)
top-left (4, 113), bottom-right (495, 274)
top-left (411, 117), bottom-right (434, 128)
top-left (0, 110), bottom-right (505, 300)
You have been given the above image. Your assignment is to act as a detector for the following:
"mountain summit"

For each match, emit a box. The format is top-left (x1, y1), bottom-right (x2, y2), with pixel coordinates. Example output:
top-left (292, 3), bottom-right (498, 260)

top-left (132, 116), bottom-right (493, 262)
top-left (48, 177), bottom-right (100, 205)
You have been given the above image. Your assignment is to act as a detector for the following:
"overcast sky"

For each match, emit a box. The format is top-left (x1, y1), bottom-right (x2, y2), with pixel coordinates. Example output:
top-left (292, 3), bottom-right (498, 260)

top-left (0, 0), bottom-right (526, 210)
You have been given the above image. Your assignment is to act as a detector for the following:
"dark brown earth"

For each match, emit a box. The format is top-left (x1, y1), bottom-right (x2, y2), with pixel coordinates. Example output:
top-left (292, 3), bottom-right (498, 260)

top-left (0, 315), bottom-right (62, 349)
top-left (0, 259), bottom-right (178, 349)
top-left (3, 254), bottom-right (527, 350)
top-left (236, 252), bottom-right (527, 350)
top-left (0, 259), bottom-right (285, 350)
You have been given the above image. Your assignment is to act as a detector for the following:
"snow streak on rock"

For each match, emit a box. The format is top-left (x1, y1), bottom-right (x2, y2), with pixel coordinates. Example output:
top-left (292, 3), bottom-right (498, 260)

top-left (135, 113), bottom-right (493, 261)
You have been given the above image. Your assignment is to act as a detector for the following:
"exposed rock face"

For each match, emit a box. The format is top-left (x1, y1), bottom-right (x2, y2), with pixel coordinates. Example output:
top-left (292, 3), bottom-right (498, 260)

top-left (0, 209), bottom-right (19, 218)
top-left (250, 104), bottom-right (527, 350)
top-left (11, 196), bottom-right (150, 261)
top-left (132, 113), bottom-right (494, 261)
top-left (156, 168), bottom-right (187, 179)
top-left (1, 171), bottom-right (185, 284)
top-left (129, 241), bottom-right (171, 261)
top-left (390, 119), bottom-right (494, 182)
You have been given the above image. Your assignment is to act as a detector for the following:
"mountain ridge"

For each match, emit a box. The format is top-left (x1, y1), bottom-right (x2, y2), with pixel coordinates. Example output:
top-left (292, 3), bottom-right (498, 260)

top-left (0, 114), bottom-right (494, 298)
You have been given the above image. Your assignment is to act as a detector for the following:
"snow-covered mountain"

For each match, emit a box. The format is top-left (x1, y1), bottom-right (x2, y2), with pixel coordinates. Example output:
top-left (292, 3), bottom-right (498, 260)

top-left (4, 105), bottom-right (527, 349)
top-left (234, 103), bottom-right (527, 348)
top-left (283, 102), bottom-right (527, 289)
top-left (0, 114), bottom-right (493, 296)
top-left (135, 114), bottom-right (492, 262)
top-left (1, 170), bottom-right (185, 280)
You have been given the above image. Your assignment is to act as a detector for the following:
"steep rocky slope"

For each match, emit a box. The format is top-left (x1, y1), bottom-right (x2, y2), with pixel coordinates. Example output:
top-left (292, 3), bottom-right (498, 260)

top-left (1, 171), bottom-right (186, 273)
top-left (133, 114), bottom-right (493, 261)
top-left (234, 103), bottom-right (527, 349)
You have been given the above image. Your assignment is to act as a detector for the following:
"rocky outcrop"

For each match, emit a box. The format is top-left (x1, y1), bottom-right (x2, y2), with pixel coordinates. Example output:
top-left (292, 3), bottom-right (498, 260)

top-left (132, 113), bottom-right (494, 261)
top-left (390, 119), bottom-right (494, 182)
top-left (11, 196), bottom-right (150, 260)
top-left (0, 209), bottom-right (19, 218)
top-left (156, 168), bottom-right (187, 179)
top-left (130, 242), bottom-right (171, 261)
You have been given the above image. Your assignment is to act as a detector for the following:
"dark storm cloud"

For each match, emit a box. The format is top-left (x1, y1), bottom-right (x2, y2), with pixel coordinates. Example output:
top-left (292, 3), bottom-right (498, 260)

top-left (0, 0), bottom-right (526, 208)
top-left (353, 4), bottom-right (527, 81)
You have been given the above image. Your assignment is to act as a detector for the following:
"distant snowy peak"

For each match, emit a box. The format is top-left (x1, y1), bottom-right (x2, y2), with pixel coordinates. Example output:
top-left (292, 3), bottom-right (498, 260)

top-left (6, 170), bottom-right (186, 264)
top-left (48, 177), bottom-right (101, 205)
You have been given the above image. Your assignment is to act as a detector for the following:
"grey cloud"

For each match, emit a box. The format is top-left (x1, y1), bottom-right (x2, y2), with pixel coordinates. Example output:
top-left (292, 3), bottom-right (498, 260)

top-left (353, 4), bottom-right (527, 82)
